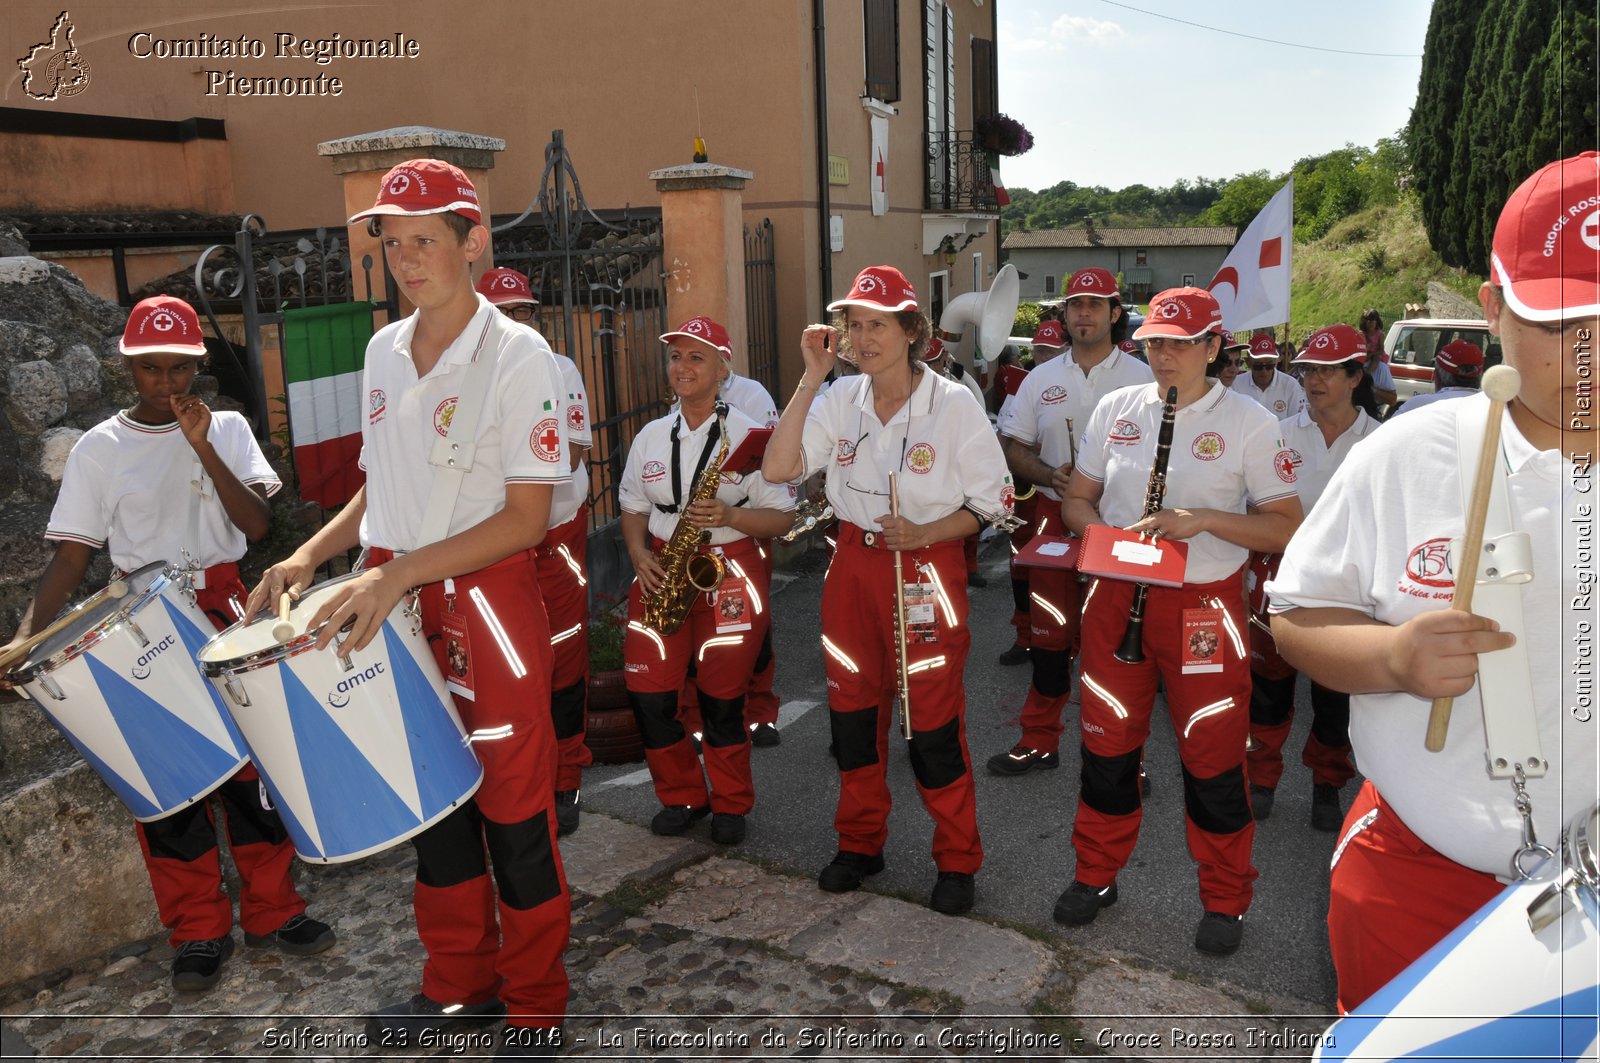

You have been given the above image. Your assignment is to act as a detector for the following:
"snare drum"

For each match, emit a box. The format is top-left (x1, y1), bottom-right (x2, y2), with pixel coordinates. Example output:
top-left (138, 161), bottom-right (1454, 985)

top-left (1315, 804), bottom-right (1600, 1061)
top-left (197, 572), bottom-right (483, 864)
top-left (11, 562), bottom-right (250, 821)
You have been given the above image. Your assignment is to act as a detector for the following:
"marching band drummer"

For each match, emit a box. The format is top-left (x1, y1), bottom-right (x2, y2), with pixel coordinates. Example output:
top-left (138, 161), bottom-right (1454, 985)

top-left (763, 265), bottom-right (1014, 917)
top-left (1055, 287), bottom-right (1303, 956)
top-left (0, 296), bottom-right (334, 993)
top-left (620, 317), bottom-right (794, 847)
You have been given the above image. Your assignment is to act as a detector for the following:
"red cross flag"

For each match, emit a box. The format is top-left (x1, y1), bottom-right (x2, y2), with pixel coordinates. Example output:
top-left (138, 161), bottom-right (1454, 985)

top-left (1208, 177), bottom-right (1294, 332)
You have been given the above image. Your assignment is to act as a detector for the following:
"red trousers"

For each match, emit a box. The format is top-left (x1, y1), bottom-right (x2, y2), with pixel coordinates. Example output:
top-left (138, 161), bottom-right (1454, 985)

top-left (1013, 505), bottom-right (1081, 754)
top-left (624, 538), bottom-right (769, 815)
top-left (136, 563), bottom-right (304, 946)
top-left (535, 508), bottom-right (593, 791)
top-left (680, 540), bottom-right (779, 733)
top-left (821, 527), bottom-right (981, 874)
top-left (370, 547), bottom-right (569, 1028)
top-left (1007, 494), bottom-right (1043, 648)
top-left (1072, 571), bottom-right (1258, 915)
top-left (1328, 781), bottom-right (1502, 1012)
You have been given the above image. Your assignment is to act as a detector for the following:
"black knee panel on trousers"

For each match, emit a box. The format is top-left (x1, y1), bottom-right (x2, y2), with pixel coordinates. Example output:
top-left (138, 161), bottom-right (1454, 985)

top-left (1309, 681), bottom-right (1352, 747)
top-left (142, 801), bottom-right (218, 862)
top-left (1248, 671), bottom-right (1296, 727)
top-left (908, 717), bottom-right (968, 791)
top-left (1080, 744), bottom-right (1143, 817)
top-left (550, 679), bottom-right (588, 741)
top-left (218, 777), bottom-right (289, 847)
top-left (629, 690), bottom-right (684, 750)
top-left (830, 705), bottom-right (880, 771)
top-left (413, 802), bottom-right (489, 888)
top-left (484, 811), bottom-right (563, 910)
top-left (1031, 647), bottom-right (1074, 699)
top-left (1011, 576), bottom-right (1030, 614)
top-left (699, 693), bottom-right (749, 748)
top-left (753, 627), bottom-right (774, 673)
top-left (1181, 763), bottom-right (1251, 835)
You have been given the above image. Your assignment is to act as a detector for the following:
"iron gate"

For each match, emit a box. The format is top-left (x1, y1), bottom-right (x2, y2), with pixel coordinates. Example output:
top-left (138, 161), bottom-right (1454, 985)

top-left (744, 217), bottom-right (779, 398)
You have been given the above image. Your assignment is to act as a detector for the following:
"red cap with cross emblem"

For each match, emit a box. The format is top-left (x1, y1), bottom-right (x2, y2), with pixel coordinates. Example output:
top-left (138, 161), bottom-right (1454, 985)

top-left (475, 267), bottom-right (537, 307)
top-left (1246, 335), bottom-right (1280, 362)
top-left (660, 315), bottom-right (733, 359)
top-left (1132, 287), bottom-right (1223, 341)
top-left (348, 158), bottom-right (482, 226)
top-left (1491, 151), bottom-right (1600, 322)
top-left (1063, 267), bottom-right (1118, 299)
top-left (1221, 330), bottom-right (1251, 353)
top-left (918, 336), bottom-right (947, 363)
top-left (1435, 339), bottom-right (1485, 376)
top-left (827, 265), bottom-right (919, 313)
top-left (1292, 324), bottom-right (1368, 366)
top-left (119, 295), bottom-right (208, 357)
top-left (1031, 321), bottom-right (1066, 349)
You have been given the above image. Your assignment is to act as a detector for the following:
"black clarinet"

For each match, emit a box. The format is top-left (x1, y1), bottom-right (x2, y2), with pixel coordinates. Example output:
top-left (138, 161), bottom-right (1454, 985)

top-left (1114, 386), bottom-right (1179, 664)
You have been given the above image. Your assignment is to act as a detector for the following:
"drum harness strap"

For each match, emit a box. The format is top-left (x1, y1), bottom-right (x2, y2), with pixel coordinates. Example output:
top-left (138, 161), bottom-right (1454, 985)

top-left (182, 458), bottom-right (211, 593)
top-left (416, 314), bottom-right (501, 550)
top-left (1453, 393), bottom-right (1549, 880)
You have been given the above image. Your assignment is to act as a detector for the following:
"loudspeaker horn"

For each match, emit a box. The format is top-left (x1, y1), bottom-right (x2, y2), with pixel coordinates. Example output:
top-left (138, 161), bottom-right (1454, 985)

top-left (938, 263), bottom-right (1020, 363)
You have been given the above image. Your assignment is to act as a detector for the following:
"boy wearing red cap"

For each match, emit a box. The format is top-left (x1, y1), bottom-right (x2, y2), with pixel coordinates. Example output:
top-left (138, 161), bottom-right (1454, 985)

top-left (0, 295), bottom-right (334, 993)
top-left (248, 160), bottom-right (570, 1055)
top-left (1271, 153), bottom-right (1599, 1010)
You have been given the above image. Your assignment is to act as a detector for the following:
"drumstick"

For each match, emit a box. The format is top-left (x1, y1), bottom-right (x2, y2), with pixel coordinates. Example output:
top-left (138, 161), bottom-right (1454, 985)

top-left (271, 592), bottom-right (296, 644)
top-left (1425, 365), bottom-right (1521, 752)
top-left (0, 578), bottom-right (130, 674)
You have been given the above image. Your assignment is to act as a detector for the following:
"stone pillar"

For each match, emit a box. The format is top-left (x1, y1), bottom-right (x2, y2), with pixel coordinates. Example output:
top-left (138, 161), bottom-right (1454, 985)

top-left (317, 127), bottom-right (506, 316)
top-left (649, 163), bottom-right (754, 376)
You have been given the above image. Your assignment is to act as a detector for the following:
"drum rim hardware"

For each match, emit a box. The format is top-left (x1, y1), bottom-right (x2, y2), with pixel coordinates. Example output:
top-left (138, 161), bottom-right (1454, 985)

top-left (11, 562), bottom-right (175, 683)
top-left (198, 570), bottom-right (373, 678)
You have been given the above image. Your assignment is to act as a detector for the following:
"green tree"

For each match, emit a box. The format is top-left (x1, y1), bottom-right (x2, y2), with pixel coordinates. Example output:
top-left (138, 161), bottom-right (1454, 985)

top-left (1203, 171), bottom-right (1276, 228)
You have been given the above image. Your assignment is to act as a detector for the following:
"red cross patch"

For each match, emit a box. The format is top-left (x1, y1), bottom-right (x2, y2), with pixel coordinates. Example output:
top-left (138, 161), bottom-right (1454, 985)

top-left (531, 417), bottom-right (562, 463)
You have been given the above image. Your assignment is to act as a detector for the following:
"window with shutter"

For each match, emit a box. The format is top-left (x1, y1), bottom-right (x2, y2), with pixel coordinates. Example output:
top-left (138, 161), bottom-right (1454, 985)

top-left (864, 0), bottom-right (900, 102)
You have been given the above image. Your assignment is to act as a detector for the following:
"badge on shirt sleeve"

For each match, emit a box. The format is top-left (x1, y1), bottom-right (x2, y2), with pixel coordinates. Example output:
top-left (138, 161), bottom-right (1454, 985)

top-left (531, 418), bottom-right (562, 463)
top-left (1181, 607), bottom-right (1225, 674)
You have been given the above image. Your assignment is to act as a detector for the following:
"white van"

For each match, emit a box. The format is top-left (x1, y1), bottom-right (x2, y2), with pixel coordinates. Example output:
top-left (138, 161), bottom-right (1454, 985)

top-left (1383, 319), bottom-right (1499, 401)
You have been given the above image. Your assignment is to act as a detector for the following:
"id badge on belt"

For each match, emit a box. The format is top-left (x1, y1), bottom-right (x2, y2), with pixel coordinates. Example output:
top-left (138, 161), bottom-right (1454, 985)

top-left (714, 570), bottom-right (754, 634)
top-left (903, 581), bottom-right (940, 644)
top-left (1180, 606), bottom-right (1225, 675)
top-left (440, 578), bottom-right (475, 700)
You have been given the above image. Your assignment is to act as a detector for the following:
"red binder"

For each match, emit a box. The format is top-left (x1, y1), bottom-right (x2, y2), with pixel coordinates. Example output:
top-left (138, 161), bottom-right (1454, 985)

top-left (1013, 535), bottom-right (1080, 571)
top-left (1076, 524), bottom-right (1188, 588)
top-left (722, 427), bottom-right (773, 476)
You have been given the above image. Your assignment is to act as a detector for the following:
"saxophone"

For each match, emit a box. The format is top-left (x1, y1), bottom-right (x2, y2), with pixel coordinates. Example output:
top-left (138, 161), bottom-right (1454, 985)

top-left (643, 408), bottom-right (731, 635)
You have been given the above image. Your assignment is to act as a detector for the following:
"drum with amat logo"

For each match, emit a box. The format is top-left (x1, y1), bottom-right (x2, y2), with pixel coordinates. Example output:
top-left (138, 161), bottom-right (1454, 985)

top-left (11, 562), bottom-right (250, 821)
top-left (196, 572), bottom-right (482, 864)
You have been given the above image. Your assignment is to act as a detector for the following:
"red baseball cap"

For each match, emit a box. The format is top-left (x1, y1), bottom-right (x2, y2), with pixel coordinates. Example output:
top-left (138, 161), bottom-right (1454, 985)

top-left (660, 315), bottom-right (733, 359)
top-left (119, 296), bottom-right (207, 357)
top-left (476, 267), bottom-right (537, 307)
top-left (348, 159), bottom-right (483, 226)
top-left (827, 265), bottom-right (919, 313)
top-left (1220, 330), bottom-right (1250, 353)
top-left (919, 336), bottom-right (947, 363)
top-left (1292, 324), bottom-right (1368, 366)
top-left (1031, 321), bottom-right (1066, 349)
top-left (1118, 339), bottom-right (1140, 353)
top-left (1491, 151), bottom-right (1600, 322)
top-left (1063, 267), bottom-right (1118, 299)
top-left (1247, 335), bottom-right (1280, 361)
top-left (1132, 287), bottom-right (1223, 341)
top-left (1436, 339), bottom-right (1485, 376)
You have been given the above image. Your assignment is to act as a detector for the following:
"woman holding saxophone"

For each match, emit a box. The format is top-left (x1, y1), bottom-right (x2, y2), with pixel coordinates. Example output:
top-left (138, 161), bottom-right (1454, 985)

top-left (619, 316), bottom-right (794, 847)
top-left (1056, 287), bottom-right (1303, 956)
top-left (763, 266), bottom-right (1013, 917)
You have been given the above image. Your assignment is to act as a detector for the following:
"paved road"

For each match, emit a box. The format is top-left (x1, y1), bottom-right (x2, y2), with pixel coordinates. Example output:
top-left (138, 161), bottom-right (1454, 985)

top-left (582, 537), bottom-right (1340, 1008)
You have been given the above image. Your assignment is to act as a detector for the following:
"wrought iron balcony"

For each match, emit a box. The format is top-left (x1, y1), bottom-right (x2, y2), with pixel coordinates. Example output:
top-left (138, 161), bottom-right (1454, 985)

top-left (925, 130), bottom-right (1001, 214)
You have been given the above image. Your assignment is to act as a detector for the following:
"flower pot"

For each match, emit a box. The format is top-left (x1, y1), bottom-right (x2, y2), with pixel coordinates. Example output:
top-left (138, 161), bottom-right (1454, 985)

top-left (583, 669), bottom-right (643, 765)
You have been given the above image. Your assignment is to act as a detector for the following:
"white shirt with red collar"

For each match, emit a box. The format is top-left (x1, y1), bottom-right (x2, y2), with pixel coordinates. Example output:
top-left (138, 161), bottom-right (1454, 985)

top-left (1232, 368), bottom-right (1305, 418)
top-left (548, 349), bottom-right (592, 528)
top-left (359, 295), bottom-right (569, 552)
top-left (998, 347), bottom-right (1153, 500)
top-left (1268, 395), bottom-right (1590, 878)
top-left (1277, 407), bottom-right (1379, 512)
top-left (1077, 380), bottom-right (1299, 584)
top-left (798, 365), bottom-right (1012, 529)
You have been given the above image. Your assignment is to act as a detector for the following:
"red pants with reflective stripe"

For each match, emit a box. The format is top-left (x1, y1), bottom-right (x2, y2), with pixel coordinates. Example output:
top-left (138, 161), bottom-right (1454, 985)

top-left (680, 540), bottom-right (779, 733)
top-left (1328, 781), bottom-right (1502, 1012)
top-left (1071, 571), bottom-right (1258, 914)
top-left (370, 547), bottom-right (570, 1027)
top-left (1008, 494), bottom-right (1043, 648)
top-left (625, 539), bottom-right (769, 814)
top-left (1014, 505), bottom-right (1081, 754)
top-left (821, 532), bottom-right (981, 874)
top-left (535, 508), bottom-right (593, 790)
top-left (136, 563), bottom-right (305, 945)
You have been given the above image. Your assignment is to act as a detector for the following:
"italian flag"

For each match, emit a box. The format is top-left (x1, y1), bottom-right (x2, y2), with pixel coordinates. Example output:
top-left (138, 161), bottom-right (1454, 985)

top-left (282, 302), bottom-right (371, 508)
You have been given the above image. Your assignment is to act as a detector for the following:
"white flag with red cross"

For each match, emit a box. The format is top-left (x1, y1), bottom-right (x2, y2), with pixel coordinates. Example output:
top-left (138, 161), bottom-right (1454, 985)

top-left (1208, 178), bottom-right (1294, 331)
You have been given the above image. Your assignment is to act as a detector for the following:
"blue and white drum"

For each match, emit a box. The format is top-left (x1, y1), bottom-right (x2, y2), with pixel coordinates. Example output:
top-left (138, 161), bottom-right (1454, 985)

top-left (11, 562), bottom-right (250, 821)
top-left (197, 572), bottom-right (483, 864)
top-left (1315, 803), bottom-right (1599, 1062)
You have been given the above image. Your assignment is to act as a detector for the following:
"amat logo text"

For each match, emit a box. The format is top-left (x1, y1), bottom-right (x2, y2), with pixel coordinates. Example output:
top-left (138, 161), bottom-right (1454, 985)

top-left (130, 634), bottom-right (176, 680)
top-left (326, 661), bottom-right (386, 708)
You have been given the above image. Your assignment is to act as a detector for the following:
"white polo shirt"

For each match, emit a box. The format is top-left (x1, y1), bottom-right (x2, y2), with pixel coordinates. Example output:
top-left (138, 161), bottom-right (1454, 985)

top-left (619, 405), bottom-right (794, 545)
top-left (549, 349), bottom-right (593, 529)
top-left (359, 295), bottom-right (569, 552)
top-left (1277, 407), bottom-right (1379, 513)
top-left (1268, 395), bottom-right (1590, 878)
top-left (721, 373), bottom-right (778, 427)
top-left (1232, 368), bottom-right (1305, 418)
top-left (48, 410), bottom-right (280, 573)
top-left (998, 347), bottom-right (1153, 500)
top-left (798, 366), bottom-right (1012, 529)
top-left (1078, 380), bottom-right (1299, 584)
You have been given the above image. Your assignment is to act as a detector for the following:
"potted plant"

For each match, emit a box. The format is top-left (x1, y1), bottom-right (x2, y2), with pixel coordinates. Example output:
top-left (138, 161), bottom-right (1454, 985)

top-left (974, 112), bottom-right (1034, 157)
top-left (583, 594), bottom-right (642, 764)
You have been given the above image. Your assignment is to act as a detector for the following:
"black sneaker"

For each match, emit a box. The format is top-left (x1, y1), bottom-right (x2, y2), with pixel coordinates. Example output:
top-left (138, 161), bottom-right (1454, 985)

top-left (749, 722), bottom-right (781, 747)
top-left (1053, 880), bottom-right (1118, 926)
top-left (1194, 911), bottom-right (1244, 955)
top-left (171, 935), bottom-right (234, 992)
top-left (997, 643), bottom-right (1030, 666)
top-left (1311, 784), bottom-right (1343, 832)
top-left (986, 744), bottom-right (1060, 776)
top-left (554, 790), bottom-right (580, 837)
top-left (817, 850), bottom-right (885, 893)
top-left (366, 992), bottom-right (507, 1041)
top-left (710, 812), bottom-right (747, 845)
top-left (1250, 784), bottom-right (1276, 821)
top-left (650, 804), bottom-right (709, 836)
top-left (244, 913), bottom-right (335, 956)
top-left (929, 871), bottom-right (975, 915)
top-left (497, 1024), bottom-right (564, 1059)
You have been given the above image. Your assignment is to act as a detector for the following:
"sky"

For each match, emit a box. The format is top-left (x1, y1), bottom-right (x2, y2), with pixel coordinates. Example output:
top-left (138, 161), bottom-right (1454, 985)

top-left (996, 0), bottom-right (1434, 192)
